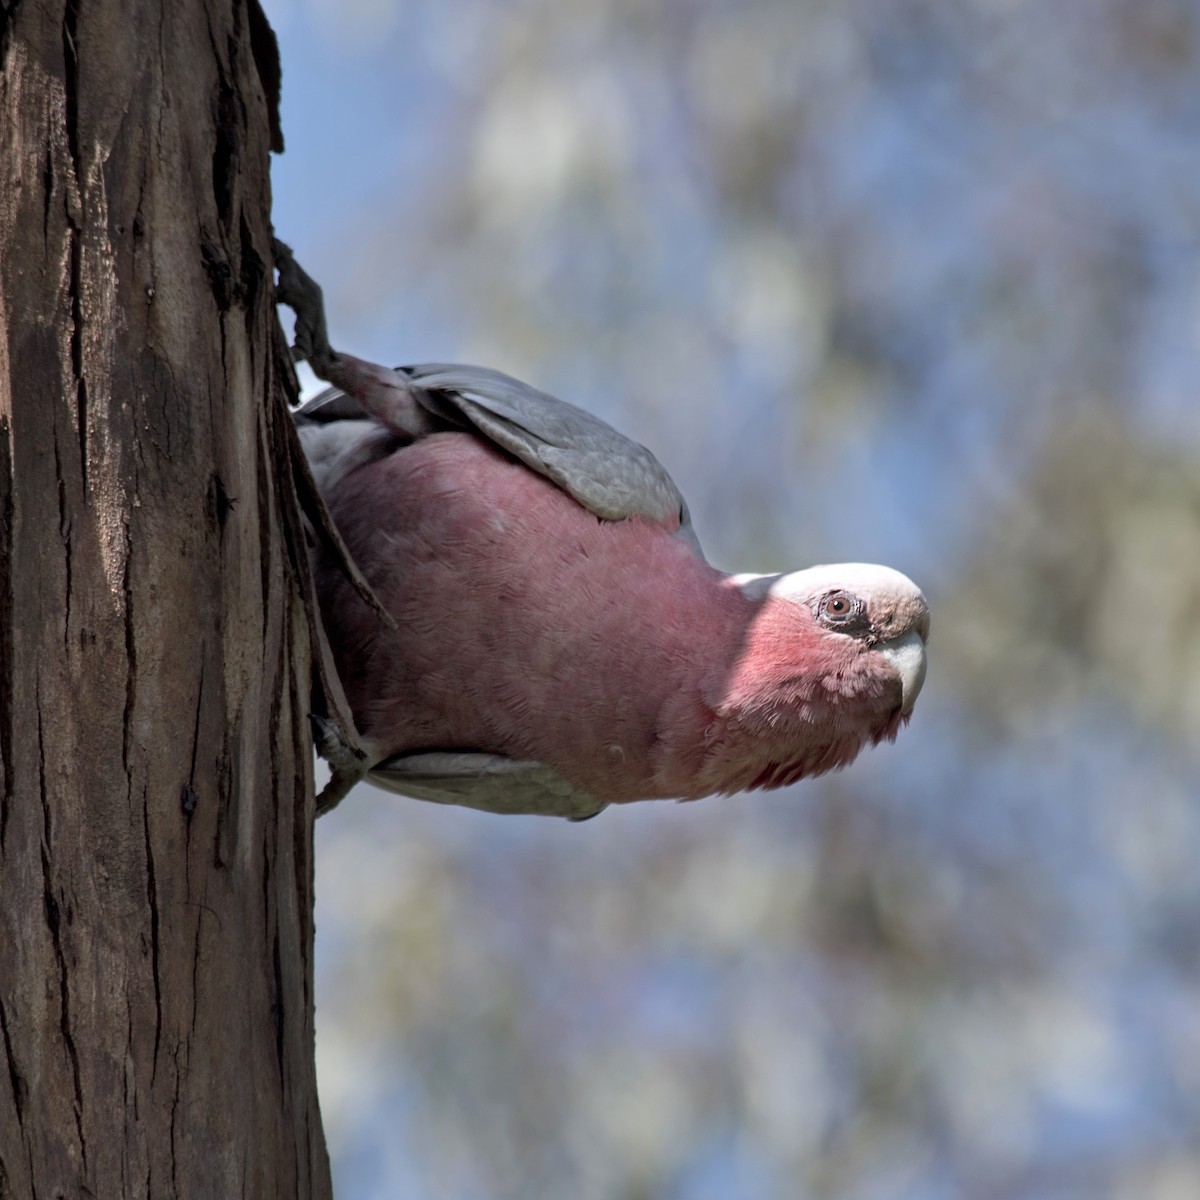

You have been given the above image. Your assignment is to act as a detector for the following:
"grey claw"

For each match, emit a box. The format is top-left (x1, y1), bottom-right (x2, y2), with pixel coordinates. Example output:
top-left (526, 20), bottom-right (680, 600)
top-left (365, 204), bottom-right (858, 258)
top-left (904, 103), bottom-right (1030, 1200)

top-left (273, 239), bottom-right (335, 372)
top-left (309, 713), bottom-right (369, 817)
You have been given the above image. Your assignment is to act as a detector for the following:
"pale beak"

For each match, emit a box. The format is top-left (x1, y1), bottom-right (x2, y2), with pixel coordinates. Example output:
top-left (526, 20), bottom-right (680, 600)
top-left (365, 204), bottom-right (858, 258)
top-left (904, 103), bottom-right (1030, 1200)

top-left (878, 629), bottom-right (927, 715)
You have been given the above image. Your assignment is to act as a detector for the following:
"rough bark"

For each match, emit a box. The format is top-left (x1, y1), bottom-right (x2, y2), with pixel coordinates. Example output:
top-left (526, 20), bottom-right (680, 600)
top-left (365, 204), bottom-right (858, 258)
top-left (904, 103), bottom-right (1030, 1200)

top-left (0, 1), bottom-right (331, 1196)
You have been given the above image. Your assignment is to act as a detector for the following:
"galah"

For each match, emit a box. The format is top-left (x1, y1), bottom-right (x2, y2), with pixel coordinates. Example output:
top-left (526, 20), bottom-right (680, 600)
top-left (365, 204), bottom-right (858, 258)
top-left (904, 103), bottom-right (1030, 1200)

top-left (274, 243), bottom-right (929, 819)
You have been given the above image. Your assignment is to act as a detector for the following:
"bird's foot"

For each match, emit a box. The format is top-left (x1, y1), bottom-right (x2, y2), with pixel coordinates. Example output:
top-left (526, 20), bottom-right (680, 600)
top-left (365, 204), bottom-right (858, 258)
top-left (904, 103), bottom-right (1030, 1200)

top-left (272, 239), bottom-right (413, 430)
top-left (310, 713), bottom-right (370, 817)
top-left (273, 239), bottom-right (338, 376)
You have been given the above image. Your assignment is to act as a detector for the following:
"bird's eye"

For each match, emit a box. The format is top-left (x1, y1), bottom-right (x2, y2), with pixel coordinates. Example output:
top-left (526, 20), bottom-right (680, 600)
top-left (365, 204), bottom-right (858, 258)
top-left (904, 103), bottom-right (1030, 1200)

top-left (820, 591), bottom-right (860, 623)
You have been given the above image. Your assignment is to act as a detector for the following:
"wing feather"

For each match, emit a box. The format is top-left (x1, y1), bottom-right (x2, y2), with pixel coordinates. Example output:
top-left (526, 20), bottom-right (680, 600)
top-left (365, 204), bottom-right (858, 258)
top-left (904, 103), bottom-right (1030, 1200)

top-left (368, 751), bottom-right (608, 821)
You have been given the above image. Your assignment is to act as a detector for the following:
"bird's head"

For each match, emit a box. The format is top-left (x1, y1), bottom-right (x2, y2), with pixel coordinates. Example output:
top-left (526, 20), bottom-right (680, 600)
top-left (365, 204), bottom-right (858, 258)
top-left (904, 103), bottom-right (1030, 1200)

top-left (736, 562), bottom-right (929, 713)
top-left (700, 564), bottom-right (929, 791)
top-left (732, 563), bottom-right (929, 717)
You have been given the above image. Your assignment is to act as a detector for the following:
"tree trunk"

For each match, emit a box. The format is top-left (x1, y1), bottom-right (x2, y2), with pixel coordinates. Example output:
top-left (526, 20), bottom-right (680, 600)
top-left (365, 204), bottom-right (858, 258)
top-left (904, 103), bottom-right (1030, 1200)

top-left (0, 1), bottom-right (331, 1196)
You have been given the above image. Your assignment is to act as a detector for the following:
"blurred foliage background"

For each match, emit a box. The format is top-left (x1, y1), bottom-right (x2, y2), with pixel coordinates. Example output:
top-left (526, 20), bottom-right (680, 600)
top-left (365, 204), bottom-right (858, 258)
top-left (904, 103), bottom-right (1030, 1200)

top-left (264, 0), bottom-right (1200, 1195)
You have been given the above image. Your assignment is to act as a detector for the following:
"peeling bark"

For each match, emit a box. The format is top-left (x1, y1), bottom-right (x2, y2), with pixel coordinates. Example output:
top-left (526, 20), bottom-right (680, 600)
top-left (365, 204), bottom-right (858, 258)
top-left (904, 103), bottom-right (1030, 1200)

top-left (0, 1), bottom-right (331, 1196)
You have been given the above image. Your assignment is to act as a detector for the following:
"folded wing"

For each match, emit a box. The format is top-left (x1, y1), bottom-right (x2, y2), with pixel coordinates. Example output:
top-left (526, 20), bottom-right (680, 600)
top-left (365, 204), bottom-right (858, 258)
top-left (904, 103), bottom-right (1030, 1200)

top-left (296, 361), bottom-right (703, 556)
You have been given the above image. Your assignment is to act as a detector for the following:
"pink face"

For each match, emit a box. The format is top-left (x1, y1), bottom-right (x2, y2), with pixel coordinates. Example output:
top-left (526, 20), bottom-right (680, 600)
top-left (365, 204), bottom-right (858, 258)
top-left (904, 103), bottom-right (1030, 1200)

top-left (731, 563), bottom-right (929, 707)
top-left (705, 565), bottom-right (930, 793)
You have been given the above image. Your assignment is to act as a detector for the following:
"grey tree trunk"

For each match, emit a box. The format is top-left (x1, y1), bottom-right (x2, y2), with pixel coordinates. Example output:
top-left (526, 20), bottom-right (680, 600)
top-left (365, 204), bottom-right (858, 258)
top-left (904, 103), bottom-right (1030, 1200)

top-left (0, 1), bottom-right (332, 1196)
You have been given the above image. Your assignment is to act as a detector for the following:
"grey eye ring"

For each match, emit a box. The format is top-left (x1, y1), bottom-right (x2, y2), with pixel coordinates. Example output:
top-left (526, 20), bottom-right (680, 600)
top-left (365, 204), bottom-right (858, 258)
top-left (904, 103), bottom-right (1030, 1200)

top-left (818, 590), bottom-right (863, 625)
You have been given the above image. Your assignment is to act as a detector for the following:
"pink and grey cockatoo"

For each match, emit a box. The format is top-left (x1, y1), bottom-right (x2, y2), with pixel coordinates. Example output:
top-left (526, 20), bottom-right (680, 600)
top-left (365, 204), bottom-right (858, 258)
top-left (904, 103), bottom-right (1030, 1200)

top-left (274, 243), bottom-right (929, 819)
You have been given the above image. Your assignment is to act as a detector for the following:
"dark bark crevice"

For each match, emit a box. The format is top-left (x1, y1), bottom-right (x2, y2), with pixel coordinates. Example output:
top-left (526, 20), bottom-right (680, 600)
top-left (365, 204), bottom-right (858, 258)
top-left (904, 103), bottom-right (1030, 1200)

top-left (142, 799), bottom-right (163, 1079)
top-left (122, 524), bottom-right (136, 773)
top-left (61, 0), bottom-right (82, 180)
top-left (66, 215), bottom-right (87, 494)
top-left (0, 998), bottom-right (23, 1131)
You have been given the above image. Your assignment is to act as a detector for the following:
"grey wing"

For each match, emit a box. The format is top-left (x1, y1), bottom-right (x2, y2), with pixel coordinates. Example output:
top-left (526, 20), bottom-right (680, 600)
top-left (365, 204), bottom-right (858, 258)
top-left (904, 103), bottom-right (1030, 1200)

top-left (367, 751), bottom-right (609, 821)
top-left (291, 363), bottom-right (704, 556)
top-left (404, 363), bottom-right (703, 556)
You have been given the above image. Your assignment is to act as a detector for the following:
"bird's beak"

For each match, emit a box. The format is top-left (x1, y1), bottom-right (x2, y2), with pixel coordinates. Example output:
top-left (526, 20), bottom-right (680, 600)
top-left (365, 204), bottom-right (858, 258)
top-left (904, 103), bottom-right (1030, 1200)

top-left (878, 629), bottom-right (927, 715)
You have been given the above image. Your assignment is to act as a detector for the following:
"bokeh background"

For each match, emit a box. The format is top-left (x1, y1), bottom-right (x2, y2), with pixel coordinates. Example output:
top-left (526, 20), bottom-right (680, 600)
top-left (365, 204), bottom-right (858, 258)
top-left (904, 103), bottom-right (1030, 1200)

top-left (263, 1), bottom-right (1200, 1195)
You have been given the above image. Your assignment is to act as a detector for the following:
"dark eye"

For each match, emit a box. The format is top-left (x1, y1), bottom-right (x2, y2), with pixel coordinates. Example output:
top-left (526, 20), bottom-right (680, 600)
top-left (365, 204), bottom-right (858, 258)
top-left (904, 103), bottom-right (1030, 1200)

top-left (820, 591), bottom-right (860, 623)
